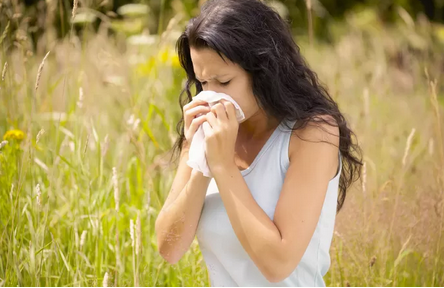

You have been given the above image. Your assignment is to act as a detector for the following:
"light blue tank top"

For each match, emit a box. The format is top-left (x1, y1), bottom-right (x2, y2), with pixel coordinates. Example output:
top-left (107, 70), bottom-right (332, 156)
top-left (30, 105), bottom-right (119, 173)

top-left (195, 119), bottom-right (343, 286)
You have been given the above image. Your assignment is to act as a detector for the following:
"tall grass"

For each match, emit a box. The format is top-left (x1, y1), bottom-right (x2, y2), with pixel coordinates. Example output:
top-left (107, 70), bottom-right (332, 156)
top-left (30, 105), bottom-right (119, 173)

top-left (1, 5), bottom-right (444, 287)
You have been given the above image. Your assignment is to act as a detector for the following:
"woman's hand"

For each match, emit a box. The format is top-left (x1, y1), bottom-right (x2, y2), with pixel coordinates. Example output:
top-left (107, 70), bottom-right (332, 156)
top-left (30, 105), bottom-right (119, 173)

top-left (183, 99), bottom-right (211, 143)
top-left (201, 99), bottom-right (239, 174)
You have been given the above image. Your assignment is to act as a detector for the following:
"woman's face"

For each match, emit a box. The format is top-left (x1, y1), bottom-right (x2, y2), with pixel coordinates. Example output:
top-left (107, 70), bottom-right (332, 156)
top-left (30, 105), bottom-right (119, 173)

top-left (189, 47), bottom-right (260, 123)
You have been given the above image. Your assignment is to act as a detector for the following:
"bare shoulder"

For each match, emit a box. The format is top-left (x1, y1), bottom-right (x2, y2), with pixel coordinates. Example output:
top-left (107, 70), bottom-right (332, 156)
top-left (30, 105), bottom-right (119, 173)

top-left (289, 114), bottom-right (339, 147)
top-left (288, 115), bottom-right (340, 176)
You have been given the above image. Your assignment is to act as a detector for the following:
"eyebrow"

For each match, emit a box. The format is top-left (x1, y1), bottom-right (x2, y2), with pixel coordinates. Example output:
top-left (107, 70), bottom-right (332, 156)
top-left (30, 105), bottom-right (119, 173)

top-left (195, 74), bottom-right (230, 81)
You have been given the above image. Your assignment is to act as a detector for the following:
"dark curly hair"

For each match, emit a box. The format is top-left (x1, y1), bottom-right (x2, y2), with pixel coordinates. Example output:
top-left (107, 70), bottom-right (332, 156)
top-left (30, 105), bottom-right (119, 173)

top-left (170, 0), bottom-right (363, 213)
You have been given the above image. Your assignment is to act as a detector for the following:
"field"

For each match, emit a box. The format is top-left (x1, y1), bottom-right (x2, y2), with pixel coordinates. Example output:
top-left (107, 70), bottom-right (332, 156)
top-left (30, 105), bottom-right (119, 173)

top-left (1, 6), bottom-right (444, 287)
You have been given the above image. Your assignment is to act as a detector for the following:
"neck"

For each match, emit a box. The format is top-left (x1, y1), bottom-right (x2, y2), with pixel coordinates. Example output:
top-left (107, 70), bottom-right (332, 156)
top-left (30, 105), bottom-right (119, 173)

top-left (238, 110), bottom-right (280, 141)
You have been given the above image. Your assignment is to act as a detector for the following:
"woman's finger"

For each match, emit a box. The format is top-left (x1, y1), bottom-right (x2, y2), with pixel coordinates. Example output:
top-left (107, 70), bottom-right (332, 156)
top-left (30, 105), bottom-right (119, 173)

top-left (222, 100), bottom-right (237, 124)
top-left (185, 105), bottom-right (210, 122)
top-left (190, 114), bottom-right (207, 131)
top-left (205, 111), bottom-right (217, 128)
top-left (202, 121), bottom-right (212, 137)
top-left (211, 102), bottom-right (228, 122)
top-left (183, 99), bottom-right (208, 111)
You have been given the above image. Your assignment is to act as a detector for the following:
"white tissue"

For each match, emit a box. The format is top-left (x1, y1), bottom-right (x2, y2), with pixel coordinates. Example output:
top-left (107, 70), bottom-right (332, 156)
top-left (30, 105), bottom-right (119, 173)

top-left (186, 91), bottom-right (245, 178)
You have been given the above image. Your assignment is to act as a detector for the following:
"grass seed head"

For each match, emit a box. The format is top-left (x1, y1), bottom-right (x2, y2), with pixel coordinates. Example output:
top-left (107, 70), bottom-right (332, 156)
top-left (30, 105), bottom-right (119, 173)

top-left (2, 62), bottom-right (7, 81)
top-left (35, 51), bottom-right (50, 92)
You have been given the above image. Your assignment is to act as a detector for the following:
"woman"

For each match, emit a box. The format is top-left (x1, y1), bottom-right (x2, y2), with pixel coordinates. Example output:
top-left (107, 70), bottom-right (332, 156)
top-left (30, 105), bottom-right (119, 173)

top-left (155, 0), bottom-right (363, 286)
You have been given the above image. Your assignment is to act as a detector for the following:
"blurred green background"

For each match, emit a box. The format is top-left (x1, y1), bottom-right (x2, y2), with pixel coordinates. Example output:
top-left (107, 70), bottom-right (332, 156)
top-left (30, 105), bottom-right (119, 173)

top-left (2, 0), bottom-right (444, 52)
top-left (1, 0), bottom-right (444, 287)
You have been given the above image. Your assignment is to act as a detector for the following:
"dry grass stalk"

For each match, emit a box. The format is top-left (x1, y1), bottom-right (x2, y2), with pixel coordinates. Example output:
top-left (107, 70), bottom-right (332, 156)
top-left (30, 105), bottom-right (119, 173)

top-left (83, 133), bottom-right (89, 158)
top-left (361, 161), bottom-right (367, 195)
top-left (72, 0), bottom-right (79, 20)
top-left (136, 212), bottom-right (141, 256)
top-left (2, 62), bottom-right (7, 81)
top-left (80, 230), bottom-right (87, 249)
top-left (36, 184), bottom-right (41, 207)
top-left (35, 51), bottom-right (50, 92)
top-left (146, 189), bottom-right (151, 213)
top-left (0, 21), bottom-right (10, 45)
top-left (36, 129), bottom-right (45, 143)
top-left (306, 0), bottom-right (313, 45)
top-left (429, 80), bottom-right (444, 169)
top-left (103, 272), bottom-right (109, 287)
top-left (425, 69), bottom-right (443, 169)
top-left (112, 167), bottom-right (119, 211)
top-left (101, 134), bottom-right (109, 157)
top-left (429, 138), bottom-right (434, 156)
top-left (402, 128), bottom-right (416, 167)
top-left (130, 219), bottom-right (135, 248)
top-left (115, 228), bottom-right (121, 287)
top-left (77, 87), bottom-right (84, 108)
top-left (10, 183), bottom-right (14, 200)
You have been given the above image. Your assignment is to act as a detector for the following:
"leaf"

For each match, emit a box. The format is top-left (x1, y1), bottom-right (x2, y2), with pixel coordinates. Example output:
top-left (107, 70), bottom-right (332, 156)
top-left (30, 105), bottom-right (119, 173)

top-left (58, 246), bottom-right (71, 272)
top-left (394, 248), bottom-right (413, 268)
top-left (35, 241), bottom-right (53, 256)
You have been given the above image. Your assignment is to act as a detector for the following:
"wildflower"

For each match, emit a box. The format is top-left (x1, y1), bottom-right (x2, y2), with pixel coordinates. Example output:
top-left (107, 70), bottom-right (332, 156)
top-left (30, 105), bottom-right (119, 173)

top-left (171, 54), bottom-right (180, 68)
top-left (133, 119), bottom-right (140, 130)
top-left (3, 129), bottom-right (25, 141)
top-left (127, 114), bottom-right (135, 126)
top-left (158, 47), bottom-right (180, 68)
top-left (127, 114), bottom-right (140, 131)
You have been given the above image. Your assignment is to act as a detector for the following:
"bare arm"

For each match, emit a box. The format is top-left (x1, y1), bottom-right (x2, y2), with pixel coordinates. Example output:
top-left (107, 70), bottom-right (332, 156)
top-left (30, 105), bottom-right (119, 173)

top-left (155, 146), bottom-right (211, 264)
top-left (155, 98), bottom-right (212, 264)
top-left (160, 140), bottom-right (193, 212)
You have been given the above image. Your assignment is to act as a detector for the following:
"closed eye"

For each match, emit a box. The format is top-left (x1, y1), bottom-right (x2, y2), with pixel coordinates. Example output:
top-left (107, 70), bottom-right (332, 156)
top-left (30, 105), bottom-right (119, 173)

top-left (198, 80), bottom-right (230, 86)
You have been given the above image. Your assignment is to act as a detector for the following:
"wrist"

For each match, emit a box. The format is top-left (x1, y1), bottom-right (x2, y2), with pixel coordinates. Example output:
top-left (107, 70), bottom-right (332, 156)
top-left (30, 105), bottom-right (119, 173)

top-left (211, 161), bottom-right (237, 177)
top-left (182, 139), bottom-right (191, 149)
top-left (191, 168), bottom-right (213, 183)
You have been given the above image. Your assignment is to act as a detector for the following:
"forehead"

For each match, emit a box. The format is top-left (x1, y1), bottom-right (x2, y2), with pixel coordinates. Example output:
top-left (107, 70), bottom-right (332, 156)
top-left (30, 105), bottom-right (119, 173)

top-left (190, 47), bottom-right (237, 74)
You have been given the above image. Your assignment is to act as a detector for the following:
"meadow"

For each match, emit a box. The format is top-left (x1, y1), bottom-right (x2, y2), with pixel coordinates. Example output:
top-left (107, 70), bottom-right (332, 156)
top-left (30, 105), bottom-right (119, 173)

top-left (1, 5), bottom-right (444, 287)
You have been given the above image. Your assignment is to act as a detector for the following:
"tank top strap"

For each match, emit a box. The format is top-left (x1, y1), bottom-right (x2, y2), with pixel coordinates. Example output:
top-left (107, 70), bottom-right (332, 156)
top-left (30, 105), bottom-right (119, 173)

top-left (277, 118), bottom-right (342, 178)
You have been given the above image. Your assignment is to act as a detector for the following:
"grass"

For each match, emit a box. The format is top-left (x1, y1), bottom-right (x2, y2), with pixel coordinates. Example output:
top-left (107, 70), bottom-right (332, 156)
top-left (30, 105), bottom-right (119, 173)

top-left (1, 6), bottom-right (444, 287)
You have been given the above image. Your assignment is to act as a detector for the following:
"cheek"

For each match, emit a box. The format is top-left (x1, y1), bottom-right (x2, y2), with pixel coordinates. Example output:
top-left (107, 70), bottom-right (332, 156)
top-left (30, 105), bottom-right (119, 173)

top-left (227, 81), bottom-right (257, 113)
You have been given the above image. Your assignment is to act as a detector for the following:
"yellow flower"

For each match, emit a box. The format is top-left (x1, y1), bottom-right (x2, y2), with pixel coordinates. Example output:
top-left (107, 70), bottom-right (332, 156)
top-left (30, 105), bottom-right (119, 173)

top-left (158, 48), bottom-right (169, 64)
top-left (171, 54), bottom-right (180, 68)
top-left (3, 129), bottom-right (25, 141)
top-left (157, 47), bottom-right (180, 68)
